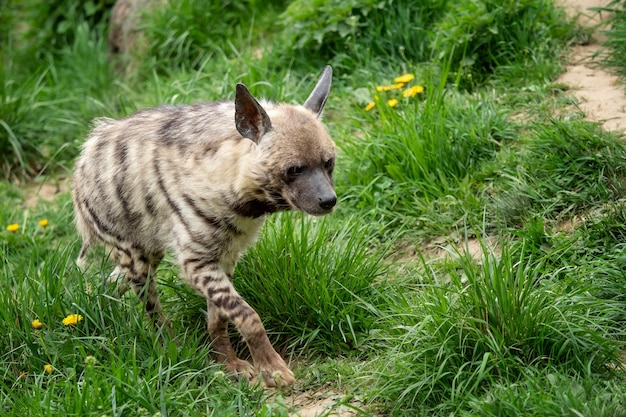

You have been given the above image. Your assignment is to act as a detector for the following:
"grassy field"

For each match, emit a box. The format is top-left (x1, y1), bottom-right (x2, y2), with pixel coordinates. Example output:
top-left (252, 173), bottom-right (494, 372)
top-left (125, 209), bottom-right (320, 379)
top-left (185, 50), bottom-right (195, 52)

top-left (3, 0), bottom-right (626, 415)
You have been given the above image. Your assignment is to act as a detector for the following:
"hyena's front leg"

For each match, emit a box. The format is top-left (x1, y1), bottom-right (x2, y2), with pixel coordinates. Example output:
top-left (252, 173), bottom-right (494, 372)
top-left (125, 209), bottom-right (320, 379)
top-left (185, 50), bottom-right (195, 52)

top-left (182, 258), bottom-right (295, 387)
top-left (207, 300), bottom-right (255, 379)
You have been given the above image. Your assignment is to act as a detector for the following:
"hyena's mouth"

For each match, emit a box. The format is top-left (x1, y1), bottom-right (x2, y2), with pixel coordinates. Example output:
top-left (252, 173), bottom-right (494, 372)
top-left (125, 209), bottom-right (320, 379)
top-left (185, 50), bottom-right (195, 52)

top-left (286, 193), bottom-right (337, 216)
top-left (267, 193), bottom-right (292, 211)
top-left (302, 201), bottom-right (337, 216)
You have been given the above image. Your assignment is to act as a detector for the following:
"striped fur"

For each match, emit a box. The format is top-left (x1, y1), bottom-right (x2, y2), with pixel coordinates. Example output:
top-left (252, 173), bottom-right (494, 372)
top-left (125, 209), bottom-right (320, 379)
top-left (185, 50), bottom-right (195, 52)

top-left (72, 67), bottom-right (336, 387)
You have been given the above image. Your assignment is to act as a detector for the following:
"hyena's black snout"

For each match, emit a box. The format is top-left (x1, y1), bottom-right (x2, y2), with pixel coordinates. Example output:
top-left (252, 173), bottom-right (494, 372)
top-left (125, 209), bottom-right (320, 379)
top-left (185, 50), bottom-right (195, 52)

top-left (291, 169), bottom-right (337, 216)
top-left (309, 188), bottom-right (336, 215)
top-left (319, 194), bottom-right (337, 211)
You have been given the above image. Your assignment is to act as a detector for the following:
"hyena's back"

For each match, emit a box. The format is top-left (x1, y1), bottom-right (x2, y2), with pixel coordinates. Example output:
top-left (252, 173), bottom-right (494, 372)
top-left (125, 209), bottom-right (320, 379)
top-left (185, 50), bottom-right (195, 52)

top-left (73, 102), bottom-right (263, 262)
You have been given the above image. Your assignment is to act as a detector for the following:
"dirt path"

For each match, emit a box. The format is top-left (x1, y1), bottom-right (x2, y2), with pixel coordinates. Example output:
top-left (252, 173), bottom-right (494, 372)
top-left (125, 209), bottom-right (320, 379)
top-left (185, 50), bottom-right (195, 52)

top-left (558, 0), bottom-right (626, 132)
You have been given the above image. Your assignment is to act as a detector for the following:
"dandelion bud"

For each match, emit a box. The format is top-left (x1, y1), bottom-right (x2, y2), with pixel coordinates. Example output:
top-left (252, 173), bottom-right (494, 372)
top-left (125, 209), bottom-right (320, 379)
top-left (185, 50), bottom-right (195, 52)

top-left (85, 355), bottom-right (97, 367)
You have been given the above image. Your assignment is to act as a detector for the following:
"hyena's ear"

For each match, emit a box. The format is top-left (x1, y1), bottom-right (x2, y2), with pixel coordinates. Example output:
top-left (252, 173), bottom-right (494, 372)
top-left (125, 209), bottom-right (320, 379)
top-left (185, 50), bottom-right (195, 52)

top-left (235, 83), bottom-right (272, 143)
top-left (303, 65), bottom-right (332, 117)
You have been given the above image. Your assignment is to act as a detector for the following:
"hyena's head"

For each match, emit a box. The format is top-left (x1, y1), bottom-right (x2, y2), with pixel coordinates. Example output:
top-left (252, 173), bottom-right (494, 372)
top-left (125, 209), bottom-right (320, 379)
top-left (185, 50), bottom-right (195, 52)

top-left (235, 66), bottom-right (337, 216)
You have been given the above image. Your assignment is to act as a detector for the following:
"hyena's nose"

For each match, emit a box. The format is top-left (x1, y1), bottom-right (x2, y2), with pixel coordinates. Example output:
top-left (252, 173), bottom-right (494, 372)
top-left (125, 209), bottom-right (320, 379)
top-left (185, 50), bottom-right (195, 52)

top-left (319, 195), bottom-right (337, 210)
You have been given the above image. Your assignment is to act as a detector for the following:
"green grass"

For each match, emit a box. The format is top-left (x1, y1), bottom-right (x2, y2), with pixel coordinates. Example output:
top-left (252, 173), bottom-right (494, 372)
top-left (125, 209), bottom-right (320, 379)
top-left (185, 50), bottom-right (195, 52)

top-left (339, 66), bottom-right (517, 235)
top-left (237, 213), bottom-right (390, 357)
top-left (366, 237), bottom-right (623, 415)
top-left (600, 0), bottom-right (626, 78)
top-left (3, 0), bottom-right (626, 415)
top-left (1, 21), bottom-right (118, 179)
top-left (493, 119), bottom-right (626, 224)
top-left (465, 369), bottom-right (626, 417)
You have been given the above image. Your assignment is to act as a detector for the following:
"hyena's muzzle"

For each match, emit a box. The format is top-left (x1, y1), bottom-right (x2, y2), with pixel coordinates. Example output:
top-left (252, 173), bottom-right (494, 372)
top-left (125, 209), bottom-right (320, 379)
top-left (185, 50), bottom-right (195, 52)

top-left (287, 167), bottom-right (336, 216)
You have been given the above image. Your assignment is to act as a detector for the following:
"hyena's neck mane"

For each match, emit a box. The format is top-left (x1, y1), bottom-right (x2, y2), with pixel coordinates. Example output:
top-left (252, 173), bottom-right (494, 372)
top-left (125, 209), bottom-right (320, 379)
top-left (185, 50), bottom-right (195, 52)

top-left (228, 164), bottom-right (290, 218)
top-left (229, 197), bottom-right (286, 218)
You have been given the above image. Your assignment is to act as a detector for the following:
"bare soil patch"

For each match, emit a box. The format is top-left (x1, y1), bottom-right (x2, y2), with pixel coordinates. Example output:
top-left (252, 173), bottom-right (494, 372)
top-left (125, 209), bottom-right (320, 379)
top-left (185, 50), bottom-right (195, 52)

top-left (557, 0), bottom-right (626, 132)
top-left (283, 387), bottom-right (365, 417)
top-left (24, 177), bottom-right (70, 208)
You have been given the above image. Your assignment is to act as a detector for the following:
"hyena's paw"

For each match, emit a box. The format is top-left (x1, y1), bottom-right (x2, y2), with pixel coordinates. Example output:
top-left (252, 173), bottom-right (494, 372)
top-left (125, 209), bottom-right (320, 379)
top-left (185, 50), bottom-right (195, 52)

top-left (76, 257), bottom-right (88, 271)
top-left (224, 357), bottom-right (257, 381)
top-left (105, 266), bottom-right (130, 296)
top-left (257, 358), bottom-right (295, 388)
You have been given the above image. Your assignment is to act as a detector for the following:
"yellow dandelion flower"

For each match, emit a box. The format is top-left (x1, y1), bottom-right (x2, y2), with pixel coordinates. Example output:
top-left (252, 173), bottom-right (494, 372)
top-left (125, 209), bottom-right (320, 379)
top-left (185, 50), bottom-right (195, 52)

top-left (62, 314), bottom-right (83, 326)
top-left (403, 85), bottom-right (424, 98)
top-left (38, 219), bottom-right (49, 227)
top-left (388, 99), bottom-right (399, 107)
top-left (7, 223), bottom-right (19, 232)
top-left (394, 73), bottom-right (415, 83)
top-left (376, 83), bottom-right (404, 92)
top-left (365, 102), bottom-right (376, 111)
top-left (31, 319), bottom-right (44, 329)
top-left (44, 364), bottom-right (53, 373)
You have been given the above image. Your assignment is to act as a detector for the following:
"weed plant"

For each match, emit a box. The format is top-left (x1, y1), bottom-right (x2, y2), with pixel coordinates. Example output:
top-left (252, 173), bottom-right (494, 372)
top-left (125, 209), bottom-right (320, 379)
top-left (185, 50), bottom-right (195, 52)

top-left (0, 59), bottom-right (49, 178)
top-left (1, 23), bottom-right (116, 179)
top-left (142, 0), bottom-right (287, 74)
top-left (464, 369), bottom-right (626, 417)
top-left (507, 206), bottom-right (626, 325)
top-left (280, 0), bottom-right (575, 85)
top-left (368, 239), bottom-right (623, 415)
top-left (14, 0), bottom-right (114, 60)
top-left (433, 0), bottom-right (574, 85)
top-left (279, 0), bottom-right (447, 65)
top-left (0, 202), bottom-right (285, 416)
top-left (341, 67), bottom-right (516, 236)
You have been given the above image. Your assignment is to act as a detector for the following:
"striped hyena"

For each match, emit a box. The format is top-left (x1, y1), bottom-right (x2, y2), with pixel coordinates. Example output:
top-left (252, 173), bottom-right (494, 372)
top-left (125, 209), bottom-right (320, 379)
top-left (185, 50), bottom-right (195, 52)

top-left (72, 67), bottom-right (336, 387)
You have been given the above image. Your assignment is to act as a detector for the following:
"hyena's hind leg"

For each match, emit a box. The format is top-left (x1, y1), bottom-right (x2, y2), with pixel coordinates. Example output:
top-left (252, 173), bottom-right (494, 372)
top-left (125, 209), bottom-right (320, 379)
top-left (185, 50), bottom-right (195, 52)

top-left (75, 239), bottom-right (94, 271)
top-left (105, 246), bottom-right (129, 295)
top-left (108, 246), bottom-right (170, 331)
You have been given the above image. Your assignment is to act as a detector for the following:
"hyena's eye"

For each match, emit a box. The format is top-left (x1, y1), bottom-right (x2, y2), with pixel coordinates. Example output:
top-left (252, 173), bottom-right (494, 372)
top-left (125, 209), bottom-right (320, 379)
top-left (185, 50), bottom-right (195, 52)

top-left (324, 158), bottom-right (335, 173)
top-left (286, 165), bottom-right (304, 179)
